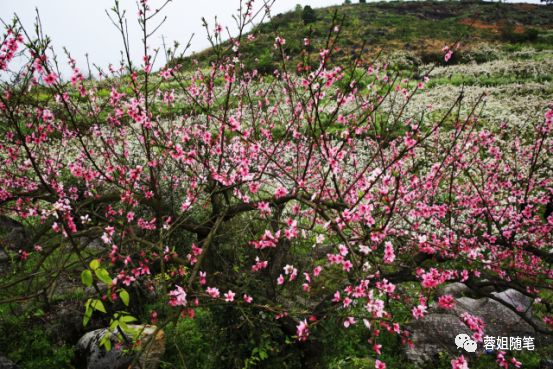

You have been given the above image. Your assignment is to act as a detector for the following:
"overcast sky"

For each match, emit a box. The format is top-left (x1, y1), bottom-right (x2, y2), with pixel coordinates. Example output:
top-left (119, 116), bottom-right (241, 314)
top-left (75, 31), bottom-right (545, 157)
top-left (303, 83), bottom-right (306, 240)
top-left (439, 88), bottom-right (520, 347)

top-left (0, 0), bottom-right (543, 77)
top-left (0, 0), bottom-right (346, 76)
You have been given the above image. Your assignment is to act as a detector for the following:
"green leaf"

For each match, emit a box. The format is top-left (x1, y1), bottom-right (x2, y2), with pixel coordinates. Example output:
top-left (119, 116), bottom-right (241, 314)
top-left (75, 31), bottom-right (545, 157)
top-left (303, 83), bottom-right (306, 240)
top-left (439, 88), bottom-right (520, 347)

top-left (95, 268), bottom-right (112, 285)
top-left (91, 299), bottom-right (107, 313)
top-left (81, 270), bottom-right (93, 287)
top-left (119, 320), bottom-right (130, 333)
top-left (83, 310), bottom-right (92, 326)
top-left (104, 338), bottom-right (112, 352)
top-left (119, 290), bottom-right (130, 306)
top-left (120, 315), bottom-right (137, 323)
top-left (89, 259), bottom-right (100, 271)
top-left (83, 300), bottom-right (93, 326)
top-left (109, 319), bottom-right (120, 332)
top-left (100, 334), bottom-right (112, 352)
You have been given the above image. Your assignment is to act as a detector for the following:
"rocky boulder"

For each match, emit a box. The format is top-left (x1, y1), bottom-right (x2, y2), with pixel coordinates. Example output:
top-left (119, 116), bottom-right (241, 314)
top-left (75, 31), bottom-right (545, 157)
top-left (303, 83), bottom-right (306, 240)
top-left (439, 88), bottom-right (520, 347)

top-left (0, 249), bottom-right (9, 275)
top-left (405, 313), bottom-right (474, 364)
top-left (452, 294), bottom-right (534, 340)
top-left (439, 282), bottom-right (471, 298)
top-left (491, 289), bottom-right (533, 318)
top-left (0, 216), bottom-right (28, 251)
top-left (0, 356), bottom-right (19, 369)
top-left (405, 287), bottom-right (548, 365)
top-left (76, 325), bottom-right (165, 369)
top-left (44, 299), bottom-right (89, 345)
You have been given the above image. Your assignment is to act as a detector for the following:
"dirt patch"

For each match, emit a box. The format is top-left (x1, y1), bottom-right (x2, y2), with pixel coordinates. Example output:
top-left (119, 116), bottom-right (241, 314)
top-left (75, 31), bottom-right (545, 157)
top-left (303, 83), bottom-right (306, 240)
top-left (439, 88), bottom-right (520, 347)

top-left (458, 18), bottom-right (500, 33)
top-left (513, 24), bottom-right (526, 33)
top-left (458, 18), bottom-right (526, 34)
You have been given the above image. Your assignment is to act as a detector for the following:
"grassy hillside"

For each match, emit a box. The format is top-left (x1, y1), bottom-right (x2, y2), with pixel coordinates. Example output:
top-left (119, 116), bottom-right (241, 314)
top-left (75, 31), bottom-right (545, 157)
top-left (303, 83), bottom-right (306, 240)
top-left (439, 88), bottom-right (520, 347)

top-left (177, 0), bottom-right (553, 71)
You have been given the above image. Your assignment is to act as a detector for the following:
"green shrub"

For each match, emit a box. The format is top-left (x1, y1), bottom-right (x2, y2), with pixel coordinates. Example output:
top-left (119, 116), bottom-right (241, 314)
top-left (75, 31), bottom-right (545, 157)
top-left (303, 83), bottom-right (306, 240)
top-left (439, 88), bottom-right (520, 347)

top-left (526, 28), bottom-right (539, 42)
top-left (302, 6), bottom-right (317, 25)
top-left (0, 307), bottom-right (74, 369)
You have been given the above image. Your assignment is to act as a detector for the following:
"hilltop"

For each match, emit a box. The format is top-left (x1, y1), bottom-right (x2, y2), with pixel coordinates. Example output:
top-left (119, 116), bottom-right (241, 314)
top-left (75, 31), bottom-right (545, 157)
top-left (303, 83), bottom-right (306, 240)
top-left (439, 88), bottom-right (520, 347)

top-left (175, 0), bottom-right (553, 71)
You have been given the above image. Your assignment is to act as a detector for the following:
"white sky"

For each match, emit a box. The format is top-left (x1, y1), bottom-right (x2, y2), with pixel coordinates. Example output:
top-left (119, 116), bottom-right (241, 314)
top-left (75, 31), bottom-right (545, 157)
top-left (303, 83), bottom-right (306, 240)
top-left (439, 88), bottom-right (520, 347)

top-left (0, 0), bottom-right (344, 76)
top-left (0, 0), bottom-right (544, 77)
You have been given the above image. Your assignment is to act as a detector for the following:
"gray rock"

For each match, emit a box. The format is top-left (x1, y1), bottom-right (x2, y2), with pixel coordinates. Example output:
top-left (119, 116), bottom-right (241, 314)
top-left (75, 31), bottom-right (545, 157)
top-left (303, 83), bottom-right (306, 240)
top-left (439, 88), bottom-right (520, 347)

top-left (405, 314), bottom-right (473, 363)
top-left (76, 325), bottom-right (165, 369)
top-left (0, 250), bottom-right (9, 275)
top-left (84, 283), bottom-right (108, 297)
top-left (454, 296), bottom-right (535, 338)
top-left (44, 299), bottom-right (87, 344)
top-left (540, 359), bottom-right (553, 369)
top-left (0, 216), bottom-right (28, 251)
top-left (0, 356), bottom-right (19, 369)
top-left (491, 289), bottom-right (533, 316)
top-left (76, 329), bottom-right (131, 369)
top-left (405, 290), bottom-right (544, 365)
top-left (0, 250), bottom-right (8, 262)
top-left (438, 283), bottom-right (470, 298)
top-left (83, 238), bottom-right (104, 252)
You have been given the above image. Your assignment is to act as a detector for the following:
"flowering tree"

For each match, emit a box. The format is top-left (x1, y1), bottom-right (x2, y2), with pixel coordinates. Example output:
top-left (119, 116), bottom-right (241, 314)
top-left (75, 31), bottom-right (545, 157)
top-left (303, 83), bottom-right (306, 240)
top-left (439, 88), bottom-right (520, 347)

top-left (0, 0), bottom-right (552, 368)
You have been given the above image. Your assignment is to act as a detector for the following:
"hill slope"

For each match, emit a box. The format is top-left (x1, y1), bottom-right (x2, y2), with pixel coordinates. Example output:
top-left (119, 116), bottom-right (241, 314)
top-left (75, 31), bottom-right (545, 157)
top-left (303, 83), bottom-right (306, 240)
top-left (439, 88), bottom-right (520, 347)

top-left (177, 1), bottom-right (553, 70)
